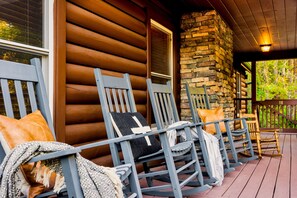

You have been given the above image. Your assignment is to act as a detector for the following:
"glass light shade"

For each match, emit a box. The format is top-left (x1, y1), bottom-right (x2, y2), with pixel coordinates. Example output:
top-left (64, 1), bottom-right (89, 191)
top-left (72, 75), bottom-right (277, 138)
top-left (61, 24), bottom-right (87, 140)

top-left (260, 44), bottom-right (271, 52)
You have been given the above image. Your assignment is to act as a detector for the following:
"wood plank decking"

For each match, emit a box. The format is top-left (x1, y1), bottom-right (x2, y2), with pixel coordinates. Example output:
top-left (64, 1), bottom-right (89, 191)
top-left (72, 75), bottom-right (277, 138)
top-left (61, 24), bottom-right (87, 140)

top-left (143, 134), bottom-right (296, 198)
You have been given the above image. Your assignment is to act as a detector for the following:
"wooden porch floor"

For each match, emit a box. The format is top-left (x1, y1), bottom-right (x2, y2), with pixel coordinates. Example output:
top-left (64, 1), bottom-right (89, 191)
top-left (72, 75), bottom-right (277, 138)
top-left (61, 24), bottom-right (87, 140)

top-left (143, 134), bottom-right (297, 198)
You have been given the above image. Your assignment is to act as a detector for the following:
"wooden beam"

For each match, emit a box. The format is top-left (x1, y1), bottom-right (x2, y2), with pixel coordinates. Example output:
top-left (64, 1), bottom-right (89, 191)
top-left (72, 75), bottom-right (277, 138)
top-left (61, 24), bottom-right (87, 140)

top-left (251, 61), bottom-right (256, 103)
top-left (54, 0), bottom-right (66, 142)
top-left (234, 49), bottom-right (297, 62)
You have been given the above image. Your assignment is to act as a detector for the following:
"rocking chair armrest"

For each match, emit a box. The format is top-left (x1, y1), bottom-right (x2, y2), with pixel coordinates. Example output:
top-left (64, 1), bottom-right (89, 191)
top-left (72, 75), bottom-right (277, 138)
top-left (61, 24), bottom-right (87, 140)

top-left (79, 134), bottom-right (137, 150)
top-left (119, 129), bottom-right (164, 139)
top-left (189, 122), bottom-right (204, 127)
top-left (202, 120), bottom-right (225, 125)
top-left (224, 117), bottom-right (245, 122)
top-left (259, 128), bottom-right (280, 133)
top-left (28, 147), bottom-right (82, 163)
top-left (165, 122), bottom-right (197, 131)
top-left (199, 118), bottom-right (232, 126)
top-left (80, 130), bottom-right (165, 151)
top-left (77, 124), bottom-right (198, 152)
top-left (250, 130), bottom-right (261, 134)
top-left (126, 123), bottom-right (195, 138)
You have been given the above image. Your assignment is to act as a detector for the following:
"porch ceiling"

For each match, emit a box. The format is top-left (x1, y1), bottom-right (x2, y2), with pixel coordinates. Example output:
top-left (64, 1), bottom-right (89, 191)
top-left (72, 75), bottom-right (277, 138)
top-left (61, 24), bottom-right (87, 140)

top-left (172, 0), bottom-right (297, 60)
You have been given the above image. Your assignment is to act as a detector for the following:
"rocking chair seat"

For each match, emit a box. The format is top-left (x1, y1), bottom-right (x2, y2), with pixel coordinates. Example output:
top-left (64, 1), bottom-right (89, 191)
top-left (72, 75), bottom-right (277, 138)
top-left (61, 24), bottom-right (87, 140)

top-left (171, 141), bottom-right (192, 156)
top-left (137, 139), bottom-right (192, 161)
top-left (116, 164), bottom-right (132, 181)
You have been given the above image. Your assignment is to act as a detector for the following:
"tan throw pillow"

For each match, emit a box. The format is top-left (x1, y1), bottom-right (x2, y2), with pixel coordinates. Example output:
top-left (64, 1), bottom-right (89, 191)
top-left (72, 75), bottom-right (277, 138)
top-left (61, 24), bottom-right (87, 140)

top-left (197, 106), bottom-right (226, 135)
top-left (0, 110), bottom-right (55, 198)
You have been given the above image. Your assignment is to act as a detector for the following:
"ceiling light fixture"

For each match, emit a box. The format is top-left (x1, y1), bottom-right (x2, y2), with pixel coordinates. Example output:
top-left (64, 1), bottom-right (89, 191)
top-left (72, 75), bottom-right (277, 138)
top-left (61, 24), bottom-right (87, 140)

top-left (260, 44), bottom-right (271, 52)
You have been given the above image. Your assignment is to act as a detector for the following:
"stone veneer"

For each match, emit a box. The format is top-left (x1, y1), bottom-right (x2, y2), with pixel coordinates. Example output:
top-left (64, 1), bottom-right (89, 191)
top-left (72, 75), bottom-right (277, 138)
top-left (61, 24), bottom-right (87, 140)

top-left (180, 10), bottom-right (235, 121)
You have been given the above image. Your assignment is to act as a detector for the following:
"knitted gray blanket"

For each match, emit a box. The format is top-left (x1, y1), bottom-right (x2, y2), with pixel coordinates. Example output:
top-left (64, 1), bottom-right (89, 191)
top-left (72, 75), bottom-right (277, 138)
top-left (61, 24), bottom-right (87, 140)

top-left (0, 141), bottom-right (123, 198)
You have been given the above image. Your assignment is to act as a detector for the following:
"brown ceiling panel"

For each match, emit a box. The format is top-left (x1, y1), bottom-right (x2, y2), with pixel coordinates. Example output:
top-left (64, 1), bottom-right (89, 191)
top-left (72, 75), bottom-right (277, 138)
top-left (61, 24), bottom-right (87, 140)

top-left (173, 0), bottom-right (297, 57)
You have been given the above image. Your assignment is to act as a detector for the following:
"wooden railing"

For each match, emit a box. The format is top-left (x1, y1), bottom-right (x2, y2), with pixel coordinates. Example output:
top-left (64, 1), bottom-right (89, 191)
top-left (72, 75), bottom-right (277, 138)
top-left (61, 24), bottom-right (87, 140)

top-left (255, 100), bottom-right (297, 132)
top-left (234, 99), bottom-right (297, 133)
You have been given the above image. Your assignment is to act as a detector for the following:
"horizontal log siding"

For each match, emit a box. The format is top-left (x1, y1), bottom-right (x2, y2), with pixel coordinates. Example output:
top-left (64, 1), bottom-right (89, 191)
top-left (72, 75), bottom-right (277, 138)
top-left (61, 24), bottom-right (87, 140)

top-left (66, 2), bottom-right (146, 49)
top-left (67, 23), bottom-right (146, 63)
top-left (65, 0), bottom-right (147, 166)
top-left (66, 64), bottom-right (147, 89)
top-left (106, 0), bottom-right (146, 22)
top-left (68, 0), bottom-right (146, 35)
top-left (66, 43), bottom-right (147, 75)
top-left (66, 84), bottom-right (146, 104)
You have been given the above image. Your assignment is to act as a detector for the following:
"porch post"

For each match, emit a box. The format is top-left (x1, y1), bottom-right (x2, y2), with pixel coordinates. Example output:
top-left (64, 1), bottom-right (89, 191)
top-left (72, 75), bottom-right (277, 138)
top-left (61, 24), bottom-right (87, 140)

top-left (251, 61), bottom-right (256, 110)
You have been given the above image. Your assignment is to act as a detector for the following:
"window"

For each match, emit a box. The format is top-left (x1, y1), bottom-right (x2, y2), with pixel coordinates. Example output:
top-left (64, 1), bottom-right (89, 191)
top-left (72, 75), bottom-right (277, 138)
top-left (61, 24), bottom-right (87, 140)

top-left (150, 20), bottom-right (173, 127)
top-left (150, 20), bottom-right (173, 84)
top-left (0, 0), bottom-right (53, 111)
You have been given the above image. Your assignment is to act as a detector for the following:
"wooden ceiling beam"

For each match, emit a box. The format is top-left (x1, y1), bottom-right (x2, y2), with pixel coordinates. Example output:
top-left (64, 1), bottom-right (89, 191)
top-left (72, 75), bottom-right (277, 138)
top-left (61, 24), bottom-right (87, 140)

top-left (234, 49), bottom-right (297, 62)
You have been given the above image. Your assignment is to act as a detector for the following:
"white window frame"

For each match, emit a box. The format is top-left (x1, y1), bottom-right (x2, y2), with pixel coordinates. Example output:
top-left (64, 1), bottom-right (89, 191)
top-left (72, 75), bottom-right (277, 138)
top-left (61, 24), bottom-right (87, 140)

top-left (150, 19), bottom-right (173, 85)
top-left (0, 0), bottom-right (54, 115)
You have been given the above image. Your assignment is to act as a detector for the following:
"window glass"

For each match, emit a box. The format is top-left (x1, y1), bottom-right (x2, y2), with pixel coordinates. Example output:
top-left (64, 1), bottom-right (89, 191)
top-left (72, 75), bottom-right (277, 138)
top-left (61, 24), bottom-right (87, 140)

top-left (150, 20), bottom-right (172, 84)
top-left (0, 0), bottom-right (43, 47)
top-left (151, 26), bottom-right (170, 76)
top-left (151, 76), bottom-right (169, 85)
top-left (0, 48), bottom-right (40, 64)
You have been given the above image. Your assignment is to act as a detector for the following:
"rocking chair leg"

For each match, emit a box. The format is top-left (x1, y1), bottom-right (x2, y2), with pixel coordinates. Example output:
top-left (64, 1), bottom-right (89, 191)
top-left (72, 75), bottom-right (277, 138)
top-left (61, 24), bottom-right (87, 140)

top-left (60, 155), bottom-right (84, 198)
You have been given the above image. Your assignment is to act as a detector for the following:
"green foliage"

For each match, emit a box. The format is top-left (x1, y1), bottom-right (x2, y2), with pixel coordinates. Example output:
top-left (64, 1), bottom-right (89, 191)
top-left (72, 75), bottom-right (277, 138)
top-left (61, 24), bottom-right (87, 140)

top-left (0, 20), bottom-right (21, 41)
top-left (0, 20), bottom-right (34, 63)
top-left (256, 59), bottom-right (297, 100)
top-left (0, 20), bottom-right (22, 61)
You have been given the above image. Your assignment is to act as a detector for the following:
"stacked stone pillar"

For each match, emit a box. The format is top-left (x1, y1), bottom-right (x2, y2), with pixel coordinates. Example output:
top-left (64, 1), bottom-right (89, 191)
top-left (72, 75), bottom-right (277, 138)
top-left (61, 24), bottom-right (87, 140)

top-left (180, 10), bottom-right (235, 121)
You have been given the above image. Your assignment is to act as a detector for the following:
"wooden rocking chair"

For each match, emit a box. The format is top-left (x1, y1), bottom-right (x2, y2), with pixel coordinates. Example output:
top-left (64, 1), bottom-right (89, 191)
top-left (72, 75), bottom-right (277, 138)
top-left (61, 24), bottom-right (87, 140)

top-left (94, 68), bottom-right (211, 197)
top-left (239, 110), bottom-right (282, 158)
top-left (0, 58), bottom-right (140, 198)
top-left (186, 83), bottom-right (257, 165)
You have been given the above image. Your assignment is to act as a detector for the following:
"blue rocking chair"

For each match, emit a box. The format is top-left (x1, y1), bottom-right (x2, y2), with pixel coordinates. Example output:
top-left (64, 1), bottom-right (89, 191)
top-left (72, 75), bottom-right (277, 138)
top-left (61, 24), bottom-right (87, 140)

top-left (146, 79), bottom-right (233, 184)
top-left (0, 58), bottom-right (140, 198)
top-left (186, 83), bottom-right (257, 165)
top-left (94, 68), bottom-right (211, 197)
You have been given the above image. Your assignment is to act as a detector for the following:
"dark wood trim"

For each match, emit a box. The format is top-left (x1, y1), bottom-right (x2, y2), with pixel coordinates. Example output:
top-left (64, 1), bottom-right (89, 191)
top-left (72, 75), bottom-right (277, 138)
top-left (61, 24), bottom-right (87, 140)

top-left (54, 0), bottom-right (67, 142)
top-left (173, 26), bottom-right (181, 116)
top-left (234, 49), bottom-right (297, 62)
top-left (146, 8), bottom-right (151, 123)
top-left (251, 61), bottom-right (256, 103)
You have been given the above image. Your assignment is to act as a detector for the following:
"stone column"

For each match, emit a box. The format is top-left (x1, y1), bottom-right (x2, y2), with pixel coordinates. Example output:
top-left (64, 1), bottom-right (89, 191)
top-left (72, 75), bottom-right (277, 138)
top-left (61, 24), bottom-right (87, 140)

top-left (180, 10), bottom-right (235, 121)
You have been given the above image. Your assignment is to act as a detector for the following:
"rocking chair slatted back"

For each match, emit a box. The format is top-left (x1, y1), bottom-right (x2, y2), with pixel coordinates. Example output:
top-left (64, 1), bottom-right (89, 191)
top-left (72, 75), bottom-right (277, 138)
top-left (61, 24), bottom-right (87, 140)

top-left (0, 58), bottom-right (83, 197)
top-left (147, 81), bottom-right (179, 129)
top-left (0, 59), bottom-right (54, 137)
top-left (186, 83), bottom-right (210, 123)
top-left (100, 74), bottom-right (136, 114)
top-left (94, 70), bottom-right (137, 166)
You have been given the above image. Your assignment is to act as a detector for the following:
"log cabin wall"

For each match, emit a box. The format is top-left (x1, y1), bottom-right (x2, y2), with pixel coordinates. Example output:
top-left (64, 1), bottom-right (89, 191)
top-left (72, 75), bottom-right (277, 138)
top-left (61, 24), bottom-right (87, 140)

top-left (240, 74), bottom-right (248, 112)
top-left (54, 0), bottom-right (179, 167)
